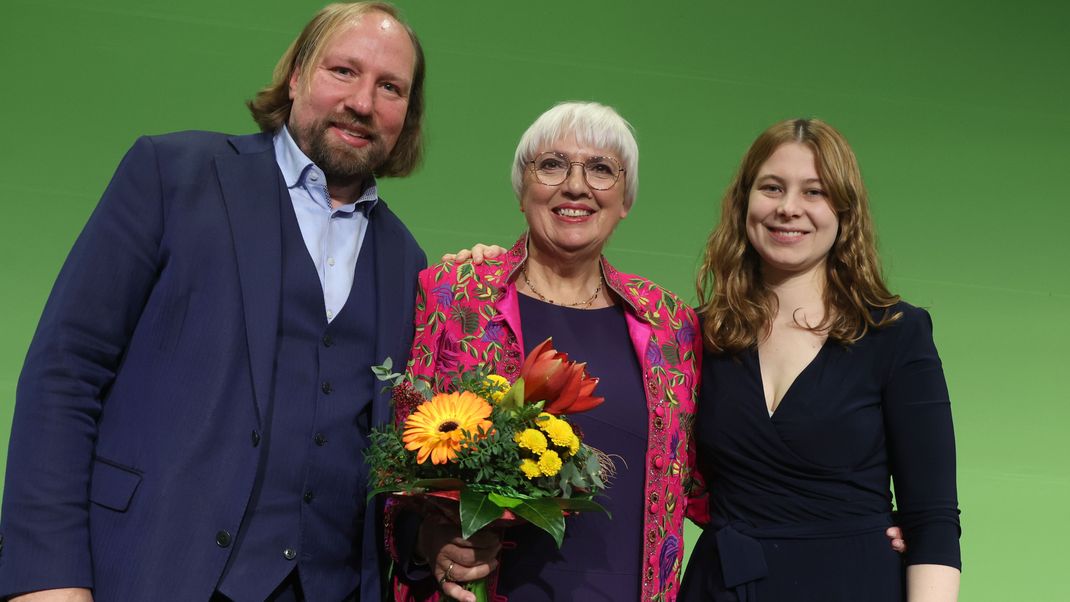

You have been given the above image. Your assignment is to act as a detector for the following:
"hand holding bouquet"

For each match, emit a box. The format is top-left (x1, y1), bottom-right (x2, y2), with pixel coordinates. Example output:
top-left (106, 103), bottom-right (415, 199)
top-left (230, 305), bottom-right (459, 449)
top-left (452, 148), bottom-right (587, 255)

top-left (367, 339), bottom-right (613, 601)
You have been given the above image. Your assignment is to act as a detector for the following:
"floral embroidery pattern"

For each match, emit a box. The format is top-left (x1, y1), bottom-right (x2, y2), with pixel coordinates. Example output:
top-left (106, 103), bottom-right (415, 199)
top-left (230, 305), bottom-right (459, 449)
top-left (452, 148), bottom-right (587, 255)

top-left (396, 234), bottom-right (706, 601)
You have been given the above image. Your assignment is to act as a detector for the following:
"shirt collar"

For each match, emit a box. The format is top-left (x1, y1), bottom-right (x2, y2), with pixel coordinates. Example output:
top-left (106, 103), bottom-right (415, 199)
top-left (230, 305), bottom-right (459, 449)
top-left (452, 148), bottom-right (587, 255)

top-left (273, 126), bottom-right (380, 212)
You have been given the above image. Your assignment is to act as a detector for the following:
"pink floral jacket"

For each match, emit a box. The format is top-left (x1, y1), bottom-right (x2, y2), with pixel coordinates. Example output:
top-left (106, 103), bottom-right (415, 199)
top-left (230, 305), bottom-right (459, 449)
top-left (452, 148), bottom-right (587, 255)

top-left (392, 235), bottom-right (708, 601)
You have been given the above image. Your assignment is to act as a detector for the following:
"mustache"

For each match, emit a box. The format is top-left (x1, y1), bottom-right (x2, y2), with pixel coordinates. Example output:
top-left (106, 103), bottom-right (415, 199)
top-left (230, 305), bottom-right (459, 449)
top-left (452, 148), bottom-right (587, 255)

top-left (325, 111), bottom-right (377, 140)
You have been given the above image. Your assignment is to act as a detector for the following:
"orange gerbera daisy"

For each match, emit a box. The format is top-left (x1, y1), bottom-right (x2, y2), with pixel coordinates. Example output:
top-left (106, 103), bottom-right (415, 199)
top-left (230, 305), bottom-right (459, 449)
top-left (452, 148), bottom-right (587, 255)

top-left (402, 391), bottom-right (494, 465)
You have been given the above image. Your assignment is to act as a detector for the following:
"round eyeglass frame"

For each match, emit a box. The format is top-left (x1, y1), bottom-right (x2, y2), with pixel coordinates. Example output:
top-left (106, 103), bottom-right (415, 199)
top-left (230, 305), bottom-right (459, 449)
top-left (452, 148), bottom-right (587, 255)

top-left (528, 152), bottom-right (625, 191)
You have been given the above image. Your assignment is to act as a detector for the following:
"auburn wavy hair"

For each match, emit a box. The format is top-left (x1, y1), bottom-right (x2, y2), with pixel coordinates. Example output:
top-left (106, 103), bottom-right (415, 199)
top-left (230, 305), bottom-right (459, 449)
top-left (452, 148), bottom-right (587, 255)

top-left (697, 118), bottom-right (900, 354)
top-left (246, 2), bottom-right (426, 177)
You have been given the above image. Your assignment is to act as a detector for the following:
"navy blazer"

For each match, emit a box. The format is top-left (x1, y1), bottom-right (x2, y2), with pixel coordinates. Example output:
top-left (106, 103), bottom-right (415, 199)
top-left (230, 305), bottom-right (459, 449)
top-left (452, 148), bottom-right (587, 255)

top-left (0, 131), bottom-right (426, 600)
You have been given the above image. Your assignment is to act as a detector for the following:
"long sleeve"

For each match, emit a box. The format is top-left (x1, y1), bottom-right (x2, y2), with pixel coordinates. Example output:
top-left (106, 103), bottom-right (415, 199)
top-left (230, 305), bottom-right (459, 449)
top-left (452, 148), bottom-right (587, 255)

top-left (682, 307), bottom-right (710, 527)
top-left (882, 306), bottom-right (961, 569)
top-left (402, 267), bottom-right (447, 407)
top-left (0, 137), bottom-right (165, 595)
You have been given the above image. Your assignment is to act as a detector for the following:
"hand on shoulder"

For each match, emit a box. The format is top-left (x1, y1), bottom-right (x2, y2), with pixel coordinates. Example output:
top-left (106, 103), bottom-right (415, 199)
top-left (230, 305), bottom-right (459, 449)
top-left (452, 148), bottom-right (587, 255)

top-left (441, 244), bottom-right (508, 265)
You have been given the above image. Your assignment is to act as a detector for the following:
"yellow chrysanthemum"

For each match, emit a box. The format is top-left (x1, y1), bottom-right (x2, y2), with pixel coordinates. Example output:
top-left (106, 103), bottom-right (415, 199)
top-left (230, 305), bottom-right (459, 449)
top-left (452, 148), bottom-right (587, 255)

top-left (538, 450), bottom-right (563, 477)
top-left (520, 458), bottom-right (541, 479)
top-left (514, 428), bottom-right (548, 454)
top-left (402, 391), bottom-right (493, 465)
top-left (540, 416), bottom-right (575, 447)
top-left (484, 374), bottom-right (511, 403)
top-left (566, 434), bottom-right (580, 456)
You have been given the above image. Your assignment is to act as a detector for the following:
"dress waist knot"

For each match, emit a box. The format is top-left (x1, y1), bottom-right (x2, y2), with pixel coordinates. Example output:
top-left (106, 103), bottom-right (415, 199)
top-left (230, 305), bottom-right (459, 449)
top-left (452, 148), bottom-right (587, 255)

top-left (710, 512), bottom-right (894, 601)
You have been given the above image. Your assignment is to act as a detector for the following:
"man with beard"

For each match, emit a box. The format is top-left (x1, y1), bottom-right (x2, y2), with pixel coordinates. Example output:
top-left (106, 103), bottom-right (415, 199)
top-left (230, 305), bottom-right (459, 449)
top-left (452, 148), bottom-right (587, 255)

top-left (0, 3), bottom-right (427, 601)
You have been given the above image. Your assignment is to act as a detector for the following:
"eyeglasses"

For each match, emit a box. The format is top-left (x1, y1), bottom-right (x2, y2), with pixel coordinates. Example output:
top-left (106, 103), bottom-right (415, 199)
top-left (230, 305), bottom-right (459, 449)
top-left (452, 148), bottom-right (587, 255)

top-left (528, 152), bottom-right (625, 190)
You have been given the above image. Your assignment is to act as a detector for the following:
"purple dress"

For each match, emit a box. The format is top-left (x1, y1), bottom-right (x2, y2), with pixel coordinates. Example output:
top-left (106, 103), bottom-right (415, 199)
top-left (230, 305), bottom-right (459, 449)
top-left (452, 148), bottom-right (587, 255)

top-left (493, 294), bottom-right (648, 600)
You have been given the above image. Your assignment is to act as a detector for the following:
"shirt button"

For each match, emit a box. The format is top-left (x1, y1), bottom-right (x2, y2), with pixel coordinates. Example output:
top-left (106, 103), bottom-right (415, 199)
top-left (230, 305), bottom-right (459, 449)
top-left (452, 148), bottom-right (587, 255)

top-left (327, 257), bottom-right (336, 267)
top-left (326, 309), bottom-right (334, 320)
top-left (251, 430), bottom-right (261, 447)
top-left (303, 490), bottom-right (315, 503)
top-left (322, 334), bottom-right (334, 347)
top-left (310, 173), bottom-right (319, 182)
top-left (283, 548), bottom-right (297, 561)
top-left (314, 433), bottom-right (328, 446)
top-left (216, 530), bottom-right (232, 548)
top-left (321, 381), bottom-right (333, 395)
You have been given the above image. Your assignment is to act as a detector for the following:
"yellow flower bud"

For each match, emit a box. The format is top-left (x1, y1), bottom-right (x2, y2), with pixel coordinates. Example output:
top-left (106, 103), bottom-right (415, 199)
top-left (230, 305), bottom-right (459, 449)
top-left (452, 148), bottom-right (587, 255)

top-left (538, 450), bottom-right (563, 477)
top-left (520, 458), bottom-right (541, 479)
top-left (515, 428), bottom-right (548, 454)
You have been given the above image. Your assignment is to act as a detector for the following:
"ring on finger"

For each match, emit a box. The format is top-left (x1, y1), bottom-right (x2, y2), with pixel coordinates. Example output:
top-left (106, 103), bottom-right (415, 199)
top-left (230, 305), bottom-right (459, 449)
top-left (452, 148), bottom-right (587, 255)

top-left (439, 561), bottom-right (455, 586)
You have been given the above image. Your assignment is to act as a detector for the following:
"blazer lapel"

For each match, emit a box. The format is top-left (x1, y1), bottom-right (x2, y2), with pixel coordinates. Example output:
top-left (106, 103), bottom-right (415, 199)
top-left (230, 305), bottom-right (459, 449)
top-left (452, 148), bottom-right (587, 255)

top-left (216, 135), bottom-right (284, 425)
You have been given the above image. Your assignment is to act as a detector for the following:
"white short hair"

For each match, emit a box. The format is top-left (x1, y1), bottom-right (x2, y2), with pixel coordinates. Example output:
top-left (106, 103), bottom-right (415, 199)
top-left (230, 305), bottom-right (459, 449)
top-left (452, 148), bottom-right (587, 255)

top-left (511, 101), bottom-right (639, 208)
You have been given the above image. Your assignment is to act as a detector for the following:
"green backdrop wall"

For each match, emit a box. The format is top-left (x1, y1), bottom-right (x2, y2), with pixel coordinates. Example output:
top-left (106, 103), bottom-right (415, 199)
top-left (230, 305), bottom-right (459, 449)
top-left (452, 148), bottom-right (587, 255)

top-left (2, 0), bottom-right (1067, 598)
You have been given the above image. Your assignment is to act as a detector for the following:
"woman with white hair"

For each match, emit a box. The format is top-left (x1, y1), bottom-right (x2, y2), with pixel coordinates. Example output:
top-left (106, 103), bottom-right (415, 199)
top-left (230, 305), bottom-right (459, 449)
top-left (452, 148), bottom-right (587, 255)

top-left (386, 101), bottom-right (706, 601)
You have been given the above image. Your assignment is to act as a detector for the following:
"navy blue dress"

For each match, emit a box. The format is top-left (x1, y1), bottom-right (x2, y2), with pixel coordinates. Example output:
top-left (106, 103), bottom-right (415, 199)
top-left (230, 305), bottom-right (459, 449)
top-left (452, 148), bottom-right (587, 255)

top-left (679, 303), bottom-right (960, 601)
top-left (493, 294), bottom-right (648, 600)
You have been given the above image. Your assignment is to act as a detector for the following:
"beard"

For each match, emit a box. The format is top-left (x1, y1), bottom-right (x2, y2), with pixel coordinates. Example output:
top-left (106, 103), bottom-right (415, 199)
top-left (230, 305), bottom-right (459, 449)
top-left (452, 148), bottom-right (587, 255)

top-left (291, 112), bottom-right (390, 186)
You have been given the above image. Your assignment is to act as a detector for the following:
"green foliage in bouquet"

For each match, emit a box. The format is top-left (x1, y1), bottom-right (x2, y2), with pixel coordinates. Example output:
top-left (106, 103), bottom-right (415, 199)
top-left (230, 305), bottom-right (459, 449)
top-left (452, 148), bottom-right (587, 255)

top-left (366, 354), bottom-right (611, 547)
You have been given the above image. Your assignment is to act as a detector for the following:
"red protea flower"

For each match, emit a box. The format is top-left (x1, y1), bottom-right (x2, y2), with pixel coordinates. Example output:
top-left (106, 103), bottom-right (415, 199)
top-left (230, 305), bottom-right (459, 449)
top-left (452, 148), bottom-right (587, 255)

top-left (520, 338), bottom-right (604, 415)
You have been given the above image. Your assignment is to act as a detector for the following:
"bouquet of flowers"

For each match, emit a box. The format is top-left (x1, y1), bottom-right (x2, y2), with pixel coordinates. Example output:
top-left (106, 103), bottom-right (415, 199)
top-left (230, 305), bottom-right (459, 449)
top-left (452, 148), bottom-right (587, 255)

top-left (367, 338), bottom-right (613, 600)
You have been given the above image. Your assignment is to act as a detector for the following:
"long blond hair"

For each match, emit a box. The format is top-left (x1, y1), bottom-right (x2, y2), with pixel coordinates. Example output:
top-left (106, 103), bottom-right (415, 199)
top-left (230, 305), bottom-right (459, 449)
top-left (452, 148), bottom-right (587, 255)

top-left (697, 118), bottom-right (900, 353)
top-left (246, 2), bottom-right (426, 177)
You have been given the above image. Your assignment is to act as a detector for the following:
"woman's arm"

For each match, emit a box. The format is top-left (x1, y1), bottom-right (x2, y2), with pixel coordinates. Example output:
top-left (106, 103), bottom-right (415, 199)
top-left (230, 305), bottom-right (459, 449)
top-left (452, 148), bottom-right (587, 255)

top-left (883, 306), bottom-right (962, 600)
top-left (906, 565), bottom-right (961, 602)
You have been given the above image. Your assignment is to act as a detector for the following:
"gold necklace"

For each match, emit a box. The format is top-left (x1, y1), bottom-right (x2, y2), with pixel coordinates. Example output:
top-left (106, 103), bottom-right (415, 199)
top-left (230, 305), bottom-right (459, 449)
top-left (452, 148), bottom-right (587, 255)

top-left (521, 265), bottom-right (603, 308)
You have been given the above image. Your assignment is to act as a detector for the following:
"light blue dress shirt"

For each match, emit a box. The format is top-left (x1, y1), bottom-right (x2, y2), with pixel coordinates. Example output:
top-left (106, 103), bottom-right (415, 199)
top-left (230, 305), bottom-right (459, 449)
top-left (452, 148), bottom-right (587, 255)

top-left (273, 126), bottom-right (378, 323)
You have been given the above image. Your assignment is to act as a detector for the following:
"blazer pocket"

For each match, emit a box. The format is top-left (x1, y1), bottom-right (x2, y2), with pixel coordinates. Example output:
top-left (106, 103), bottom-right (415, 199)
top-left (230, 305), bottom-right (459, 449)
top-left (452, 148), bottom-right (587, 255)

top-left (89, 457), bottom-right (143, 512)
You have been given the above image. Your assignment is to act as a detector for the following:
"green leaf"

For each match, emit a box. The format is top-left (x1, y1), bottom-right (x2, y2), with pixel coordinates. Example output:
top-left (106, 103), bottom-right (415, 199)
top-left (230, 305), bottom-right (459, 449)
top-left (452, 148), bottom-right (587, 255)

top-left (460, 486), bottom-right (506, 539)
top-left (487, 492), bottom-right (523, 508)
top-left (512, 497), bottom-right (566, 547)
top-left (556, 497), bottom-right (611, 518)
top-left (497, 378), bottom-right (525, 411)
top-left (663, 294), bottom-right (678, 314)
top-left (409, 478), bottom-right (466, 493)
top-left (661, 343), bottom-right (680, 366)
top-left (365, 484), bottom-right (404, 502)
top-left (413, 379), bottom-right (433, 399)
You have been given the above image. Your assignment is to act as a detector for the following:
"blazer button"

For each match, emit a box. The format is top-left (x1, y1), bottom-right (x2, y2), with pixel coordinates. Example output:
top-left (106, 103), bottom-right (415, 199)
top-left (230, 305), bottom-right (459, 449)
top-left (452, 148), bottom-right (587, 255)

top-left (251, 430), bottom-right (261, 447)
top-left (303, 490), bottom-right (314, 503)
top-left (283, 548), bottom-right (297, 560)
top-left (322, 334), bottom-right (334, 347)
top-left (314, 433), bottom-right (328, 446)
top-left (321, 381), bottom-right (333, 395)
top-left (215, 530), bottom-right (232, 548)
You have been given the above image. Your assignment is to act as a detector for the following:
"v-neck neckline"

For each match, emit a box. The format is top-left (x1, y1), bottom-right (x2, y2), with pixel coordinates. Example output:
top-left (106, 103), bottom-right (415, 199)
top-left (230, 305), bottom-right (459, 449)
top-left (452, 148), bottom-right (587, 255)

top-left (755, 340), bottom-right (828, 418)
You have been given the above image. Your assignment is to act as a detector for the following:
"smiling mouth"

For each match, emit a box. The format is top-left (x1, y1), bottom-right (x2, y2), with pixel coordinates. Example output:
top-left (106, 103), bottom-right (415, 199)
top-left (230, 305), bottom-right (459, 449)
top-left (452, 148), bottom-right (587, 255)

top-left (331, 123), bottom-right (374, 141)
top-left (553, 207), bottom-right (595, 218)
top-left (766, 226), bottom-right (809, 241)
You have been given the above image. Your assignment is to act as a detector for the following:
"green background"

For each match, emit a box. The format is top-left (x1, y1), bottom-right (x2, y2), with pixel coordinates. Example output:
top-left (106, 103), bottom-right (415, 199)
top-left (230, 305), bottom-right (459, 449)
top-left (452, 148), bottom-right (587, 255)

top-left (2, 0), bottom-right (1067, 598)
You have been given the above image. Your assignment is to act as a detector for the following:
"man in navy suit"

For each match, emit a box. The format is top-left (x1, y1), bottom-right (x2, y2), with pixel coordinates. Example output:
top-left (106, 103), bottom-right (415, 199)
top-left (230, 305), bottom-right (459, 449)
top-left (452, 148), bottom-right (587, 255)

top-left (0, 3), bottom-right (427, 600)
